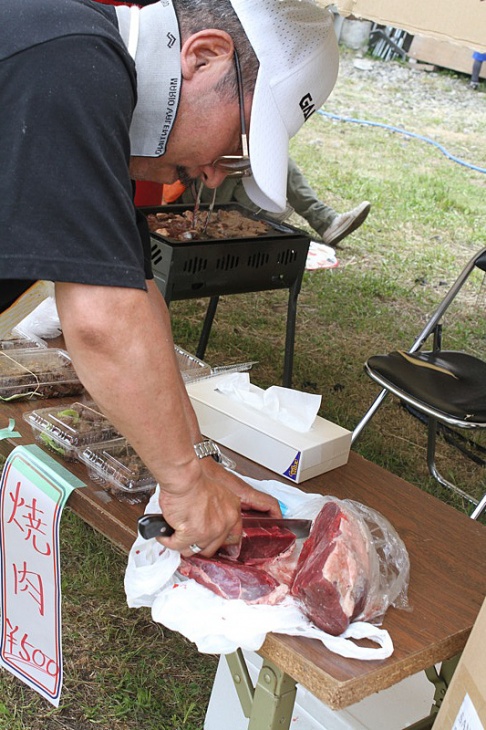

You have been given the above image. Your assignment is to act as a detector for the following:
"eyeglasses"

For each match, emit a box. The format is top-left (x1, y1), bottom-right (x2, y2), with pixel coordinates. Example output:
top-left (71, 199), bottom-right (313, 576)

top-left (211, 49), bottom-right (252, 179)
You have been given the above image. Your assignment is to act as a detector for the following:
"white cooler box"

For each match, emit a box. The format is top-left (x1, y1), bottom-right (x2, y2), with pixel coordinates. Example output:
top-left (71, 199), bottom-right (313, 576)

top-left (186, 375), bottom-right (351, 483)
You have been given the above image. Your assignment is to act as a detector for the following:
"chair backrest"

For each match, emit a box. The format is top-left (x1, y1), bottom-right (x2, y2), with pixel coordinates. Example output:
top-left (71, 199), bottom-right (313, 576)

top-left (476, 247), bottom-right (486, 273)
top-left (408, 246), bottom-right (486, 356)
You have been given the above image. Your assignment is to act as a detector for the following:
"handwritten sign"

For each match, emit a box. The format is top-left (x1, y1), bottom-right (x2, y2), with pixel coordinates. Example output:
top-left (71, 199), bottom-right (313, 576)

top-left (0, 445), bottom-right (84, 705)
top-left (452, 694), bottom-right (484, 730)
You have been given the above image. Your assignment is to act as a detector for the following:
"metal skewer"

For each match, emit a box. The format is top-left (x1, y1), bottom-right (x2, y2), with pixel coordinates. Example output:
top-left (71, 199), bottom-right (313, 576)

top-left (201, 187), bottom-right (217, 237)
top-left (192, 180), bottom-right (205, 229)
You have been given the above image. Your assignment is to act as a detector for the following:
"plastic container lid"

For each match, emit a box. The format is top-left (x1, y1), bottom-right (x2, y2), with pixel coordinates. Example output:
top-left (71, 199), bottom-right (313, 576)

top-left (0, 348), bottom-right (84, 401)
top-left (23, 401), bottom-right (120, 461)
top-left (174, 345), bottom-right (212, 382)
top-left (0, 332), bottom-right (47, 350)
top-left (78, 438), bottom-right (156, 498)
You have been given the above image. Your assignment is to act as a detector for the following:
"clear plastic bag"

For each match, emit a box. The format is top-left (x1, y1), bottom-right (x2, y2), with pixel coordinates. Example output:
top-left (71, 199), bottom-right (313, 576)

top-left (125, 487), bottom-right (395, 659)
top-left (344, 498), bottom-right (410, 622)
top-left (14, 296), bottom-right (61, 340)
top-left (291, 496), bottom-right (410, 635)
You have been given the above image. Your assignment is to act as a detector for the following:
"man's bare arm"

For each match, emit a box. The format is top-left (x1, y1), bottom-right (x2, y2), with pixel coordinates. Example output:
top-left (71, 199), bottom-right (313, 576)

top-left (144, 280), bottom-right (281, 520)
top-left (55, 281), bottom-right (279, 556)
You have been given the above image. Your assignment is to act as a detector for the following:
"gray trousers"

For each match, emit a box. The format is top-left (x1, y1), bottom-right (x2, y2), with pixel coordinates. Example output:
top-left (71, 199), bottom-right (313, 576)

top-left (180, 158), bottom-right (337, 236)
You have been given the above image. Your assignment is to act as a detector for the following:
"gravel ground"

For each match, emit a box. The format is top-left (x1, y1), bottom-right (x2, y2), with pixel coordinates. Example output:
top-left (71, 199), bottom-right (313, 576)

top-left (337, 50), bottom-right (482, 109)
top-left (319, 47), bottom-right (486, 169)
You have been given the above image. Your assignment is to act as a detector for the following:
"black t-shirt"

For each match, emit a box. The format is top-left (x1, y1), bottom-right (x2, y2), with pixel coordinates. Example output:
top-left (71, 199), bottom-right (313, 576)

top-left (0, 0), bottom-right (153, 313)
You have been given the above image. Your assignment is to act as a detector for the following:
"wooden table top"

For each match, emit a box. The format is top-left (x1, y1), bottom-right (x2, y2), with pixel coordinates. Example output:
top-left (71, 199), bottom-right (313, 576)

top-left (2, 395), bottom-right (486, 710)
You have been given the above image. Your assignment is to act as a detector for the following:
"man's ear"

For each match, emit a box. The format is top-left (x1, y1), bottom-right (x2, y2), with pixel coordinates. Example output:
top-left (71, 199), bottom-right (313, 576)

top-left (181, 30), bottom-right (233, 81)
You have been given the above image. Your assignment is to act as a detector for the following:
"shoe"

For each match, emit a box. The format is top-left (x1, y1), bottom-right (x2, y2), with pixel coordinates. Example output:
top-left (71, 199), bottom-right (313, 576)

top-left (320, 201), bottom-right (371, 247)
top-left (469, 81), bottom-right (479, 90)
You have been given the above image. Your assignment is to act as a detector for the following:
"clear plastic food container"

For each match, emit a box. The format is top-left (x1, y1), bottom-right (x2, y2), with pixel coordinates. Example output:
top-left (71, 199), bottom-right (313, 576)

top-left (0, 348), bottom-right (84, 401)
top-left (0, 332), bottom-right (46, 350)
top-left (174, 345), bottom-right (212, 382)
top-left (78, 438), bottom-right (156, 501)
top-left (23, 401), bottom-right (120, 461)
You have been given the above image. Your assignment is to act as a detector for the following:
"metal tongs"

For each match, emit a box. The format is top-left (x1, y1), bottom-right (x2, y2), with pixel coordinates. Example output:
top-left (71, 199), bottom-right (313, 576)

top-left (191, 181), bottom-right (217, 238)
top-left (191, 180), bottom-right (203, 229)
top-left (201, 187), bottom-right (217, 237)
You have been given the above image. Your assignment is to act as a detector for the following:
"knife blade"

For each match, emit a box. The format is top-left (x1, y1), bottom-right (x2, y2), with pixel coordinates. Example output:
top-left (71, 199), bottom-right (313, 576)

top-left (137, 514), bottom-right (312, 541)
top-left (239, 516), bottom-right (312, 539)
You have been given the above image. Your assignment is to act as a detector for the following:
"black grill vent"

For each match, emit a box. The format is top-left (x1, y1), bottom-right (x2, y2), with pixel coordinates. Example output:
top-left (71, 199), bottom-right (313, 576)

top-left (247, 251), bottom-right (270, 268)
top-left (151, 242), bottom-right (163, 266)
top-left (216, 254), bottom-right (240, 271)
top-left (183, 257), bottom-right (208, 274)
top-left (277, 248), bottom-right (298, 266)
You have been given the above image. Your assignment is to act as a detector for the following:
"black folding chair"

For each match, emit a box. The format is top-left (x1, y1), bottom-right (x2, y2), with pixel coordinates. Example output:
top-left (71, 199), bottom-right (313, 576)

top-left (352, 247), bottom-right (486, 520)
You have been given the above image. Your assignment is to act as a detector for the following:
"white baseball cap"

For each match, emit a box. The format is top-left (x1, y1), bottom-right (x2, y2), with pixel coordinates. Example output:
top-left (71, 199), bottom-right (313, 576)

top-left (229, 0), bottom-right (339, 213)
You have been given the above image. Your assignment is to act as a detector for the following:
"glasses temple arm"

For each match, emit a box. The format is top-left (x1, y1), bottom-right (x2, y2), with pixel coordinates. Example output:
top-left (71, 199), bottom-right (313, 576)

top-left (234, 49), bottom-right (249, 158)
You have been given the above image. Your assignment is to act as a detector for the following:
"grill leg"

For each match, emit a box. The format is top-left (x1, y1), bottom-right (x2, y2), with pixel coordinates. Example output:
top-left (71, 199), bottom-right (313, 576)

top-left (195, 276), bottom-right (303, 387)
top-left (196, 296), bottom-right (220, 360)
top-left (283, 280), bottom-right (300, 388)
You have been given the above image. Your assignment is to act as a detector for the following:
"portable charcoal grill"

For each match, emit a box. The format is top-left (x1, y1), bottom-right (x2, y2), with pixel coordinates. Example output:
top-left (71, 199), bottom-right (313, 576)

top-left (142, 203), bottom-right (311, 387)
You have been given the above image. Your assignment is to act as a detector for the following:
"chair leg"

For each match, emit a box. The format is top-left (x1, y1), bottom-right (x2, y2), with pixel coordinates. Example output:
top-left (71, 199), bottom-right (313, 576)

top-left (426, 417), bottom-right (484, 518)
top-left (470, 493), bottom-right (486, 520)
top-left (351, 388), bottom-right (389, 445)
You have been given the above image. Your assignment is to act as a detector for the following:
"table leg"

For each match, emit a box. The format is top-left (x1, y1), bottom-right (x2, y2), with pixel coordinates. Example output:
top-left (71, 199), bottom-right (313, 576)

top-left (405, 655), bottom-right (461, 730)
top-left (225, 650), bottom-right (297, 730)
top-left (425, 655), bottom-right (461, 714)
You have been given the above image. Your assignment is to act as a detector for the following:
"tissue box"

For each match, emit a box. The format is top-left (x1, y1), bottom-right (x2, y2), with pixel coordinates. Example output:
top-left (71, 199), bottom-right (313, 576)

top-left (186, 375), bottom-right (351, 482)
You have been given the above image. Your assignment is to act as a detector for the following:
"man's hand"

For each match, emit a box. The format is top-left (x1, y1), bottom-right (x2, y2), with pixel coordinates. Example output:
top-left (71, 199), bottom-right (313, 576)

top-left (156, 460), bottom-right (281, 557)
top-left (201, 457), bottom-right (282, 517)
top-left (156, 469), bottom-right (242, 557)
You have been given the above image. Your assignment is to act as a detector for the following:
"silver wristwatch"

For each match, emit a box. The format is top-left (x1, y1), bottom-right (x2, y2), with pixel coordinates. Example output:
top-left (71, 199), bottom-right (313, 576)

top-left (193, 439), bottom-right (236, 470)
top-left (193, 439), bottom-right (223, 462)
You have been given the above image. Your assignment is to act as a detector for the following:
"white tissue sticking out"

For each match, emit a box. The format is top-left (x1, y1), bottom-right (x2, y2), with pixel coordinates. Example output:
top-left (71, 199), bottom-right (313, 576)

top-left (13, 296), bottom-right (61, 340)
top-left (215, 373), bottom-right (321, 432)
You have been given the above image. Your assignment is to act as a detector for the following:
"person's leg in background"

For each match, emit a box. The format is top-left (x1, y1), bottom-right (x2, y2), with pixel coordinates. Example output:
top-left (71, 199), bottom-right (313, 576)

top-left (175, 159), bottom-right (370, 247)
top-left (285, 158), bottom-right (370, 246)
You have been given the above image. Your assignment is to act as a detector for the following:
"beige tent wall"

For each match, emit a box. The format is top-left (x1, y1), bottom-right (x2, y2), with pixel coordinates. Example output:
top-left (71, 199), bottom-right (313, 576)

top-left (323, 0), bottom-right (486, 53)
top-left (409, 36), bottom-right (486, 79)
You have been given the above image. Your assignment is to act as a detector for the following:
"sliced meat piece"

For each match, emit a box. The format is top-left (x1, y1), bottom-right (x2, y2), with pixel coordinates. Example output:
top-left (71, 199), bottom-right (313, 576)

top-left (218, 525), bottom-right (296, 565)
top-left (238, 525), bottom-right (295, 564)
top-left (265, 537), bottom-right (304, 587)
top-left (179, 555), bottom-right (288, 605)
top-left (291, 500), bottom-right (371, 635)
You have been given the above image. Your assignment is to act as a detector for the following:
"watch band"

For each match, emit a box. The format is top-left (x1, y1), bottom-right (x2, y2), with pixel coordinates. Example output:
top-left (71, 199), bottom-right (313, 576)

top-left (193, 439), bottom-right (236, 470)
top-left (193, 439), bottom-right (222, 462)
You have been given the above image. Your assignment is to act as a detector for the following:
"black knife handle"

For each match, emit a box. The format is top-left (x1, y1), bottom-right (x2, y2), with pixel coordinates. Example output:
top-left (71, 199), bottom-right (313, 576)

top-left (138, 514), bottom-right (175, 540)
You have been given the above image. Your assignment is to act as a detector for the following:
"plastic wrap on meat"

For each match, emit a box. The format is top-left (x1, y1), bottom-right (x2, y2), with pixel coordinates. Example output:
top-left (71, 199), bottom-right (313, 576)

top-left (178, 555), bottom-right (288, 605)
top-left (291, 500), bottom-right (372, 636)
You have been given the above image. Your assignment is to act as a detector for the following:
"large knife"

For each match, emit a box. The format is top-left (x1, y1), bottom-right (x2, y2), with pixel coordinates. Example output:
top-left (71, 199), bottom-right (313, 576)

top-left (137, 513), bottom-right (312, 540)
